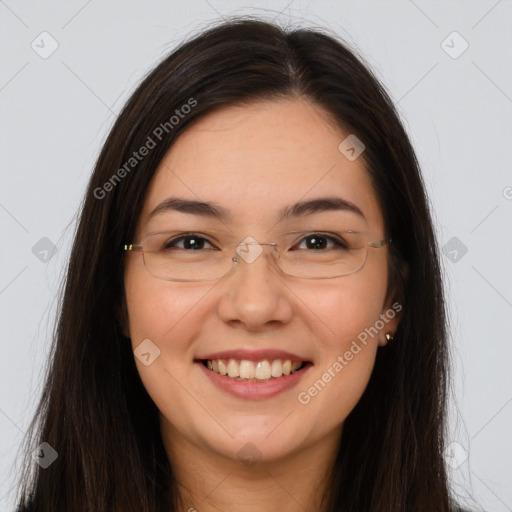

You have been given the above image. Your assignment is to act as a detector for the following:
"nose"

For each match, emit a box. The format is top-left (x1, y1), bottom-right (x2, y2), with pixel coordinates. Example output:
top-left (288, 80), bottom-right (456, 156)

top-left (216, 242), bottom-right (293, 330)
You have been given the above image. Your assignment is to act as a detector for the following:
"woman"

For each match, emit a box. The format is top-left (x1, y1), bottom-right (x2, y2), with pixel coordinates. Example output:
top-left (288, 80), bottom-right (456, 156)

top-left (15, 17), bottom-right (464, 511)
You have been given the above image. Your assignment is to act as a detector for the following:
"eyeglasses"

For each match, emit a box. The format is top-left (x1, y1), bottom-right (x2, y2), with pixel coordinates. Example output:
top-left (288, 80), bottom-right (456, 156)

top-left (124, 230), bottom-right (391, 282)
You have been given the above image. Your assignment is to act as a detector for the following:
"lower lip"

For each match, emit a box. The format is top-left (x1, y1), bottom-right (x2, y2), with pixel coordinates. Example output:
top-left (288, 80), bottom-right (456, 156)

top-left (196, 361), bottom-right (313, 400)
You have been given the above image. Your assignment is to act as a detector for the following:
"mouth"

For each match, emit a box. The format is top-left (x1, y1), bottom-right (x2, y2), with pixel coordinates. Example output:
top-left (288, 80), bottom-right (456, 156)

top-left (197, 358), bottom-right (312, 382)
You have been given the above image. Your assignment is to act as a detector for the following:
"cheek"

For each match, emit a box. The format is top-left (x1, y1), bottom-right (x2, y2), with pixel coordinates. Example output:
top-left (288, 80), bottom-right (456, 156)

top-left (123, 269), bottom-right (212, 419)
top-left (296, 267), bottom-right (387, 422)
top-left (312, 263), bottom-right (388, 349)
top-left (124, 262), bottom-right (213, 369)
top-left (125, 253), bottom-right (197, 335)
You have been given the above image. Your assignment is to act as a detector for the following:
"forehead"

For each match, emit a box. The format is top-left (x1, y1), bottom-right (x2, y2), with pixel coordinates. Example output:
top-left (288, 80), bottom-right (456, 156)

top-left (138, 98), bottom-right (385, 234)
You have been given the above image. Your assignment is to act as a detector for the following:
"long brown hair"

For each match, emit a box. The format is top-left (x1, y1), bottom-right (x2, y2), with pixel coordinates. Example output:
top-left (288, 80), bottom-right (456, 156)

top-left (15, 17), bottom-right (452, 511)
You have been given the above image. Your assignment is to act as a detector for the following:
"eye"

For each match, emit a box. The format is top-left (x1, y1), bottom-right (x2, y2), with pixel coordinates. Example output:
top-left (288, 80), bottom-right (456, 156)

top-left (163, 234), bottom-right (216, 250)
top-left (293, 233), bottom-right (349, 250)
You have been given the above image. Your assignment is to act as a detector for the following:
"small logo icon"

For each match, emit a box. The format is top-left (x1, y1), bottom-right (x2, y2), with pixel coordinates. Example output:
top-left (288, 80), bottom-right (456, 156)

top-left (134, 339), bottom-right (161, 366)
top-left (32, 237), bottom-right (57, 263)
top-left (441, 31), bottom-right (469, 59)
top-left (31, 31), bottom-right (59, 59)
top-left (503, 186), bottom-right (512, 200)
top-left (442, 237), bottom-right (468, 263)
top-left (236, 442), bottom-right (262, 467)
top-left (236, 236), bottom-right (263, 264)
top-left (443, 441), bottom-right (468, 469)
top-left (338, 134), bottom-right (365, 161)
top-left (32, 442), bottom-right (58, 469)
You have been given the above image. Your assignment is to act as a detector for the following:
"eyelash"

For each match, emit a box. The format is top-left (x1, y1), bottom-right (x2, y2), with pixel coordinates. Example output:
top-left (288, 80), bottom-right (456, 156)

top-left (162, 233), bottom-right (349, 250)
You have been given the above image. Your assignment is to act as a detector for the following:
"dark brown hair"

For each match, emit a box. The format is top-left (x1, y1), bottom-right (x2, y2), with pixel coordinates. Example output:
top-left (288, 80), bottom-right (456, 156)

top-left (15, 16), bottom-right (452, 511)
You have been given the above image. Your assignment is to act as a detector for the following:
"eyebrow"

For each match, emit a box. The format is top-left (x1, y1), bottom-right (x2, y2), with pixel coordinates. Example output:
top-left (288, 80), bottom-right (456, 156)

top-left (148, 195), bottom-right (366, 223)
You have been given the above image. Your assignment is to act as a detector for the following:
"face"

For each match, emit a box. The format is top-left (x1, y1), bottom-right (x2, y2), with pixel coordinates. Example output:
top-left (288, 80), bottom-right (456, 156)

top-left (124, 97), bottom-right (400, 465)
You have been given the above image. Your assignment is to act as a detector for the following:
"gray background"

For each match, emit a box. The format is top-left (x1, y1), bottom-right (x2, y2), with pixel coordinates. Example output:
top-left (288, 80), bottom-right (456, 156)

top-left (1, 1), bottom-right (511, 510)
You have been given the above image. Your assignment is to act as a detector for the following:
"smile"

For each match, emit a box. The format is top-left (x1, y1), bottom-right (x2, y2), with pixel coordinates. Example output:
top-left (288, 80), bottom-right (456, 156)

top-left (202, 358), bottom-right (306, 381)
top-left (195, 350), bottom-right (313, 399)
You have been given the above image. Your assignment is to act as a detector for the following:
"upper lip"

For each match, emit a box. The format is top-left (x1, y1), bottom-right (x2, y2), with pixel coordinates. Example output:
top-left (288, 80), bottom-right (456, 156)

top-left (196, 349), bottom-right (311, 362)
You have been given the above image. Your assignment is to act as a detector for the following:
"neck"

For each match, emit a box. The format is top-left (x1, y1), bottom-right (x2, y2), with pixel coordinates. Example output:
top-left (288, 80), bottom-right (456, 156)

top-left (161, 419), bottom-right (342, 512)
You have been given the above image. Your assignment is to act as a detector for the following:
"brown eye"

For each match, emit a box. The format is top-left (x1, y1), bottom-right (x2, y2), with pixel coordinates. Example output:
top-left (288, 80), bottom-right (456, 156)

top-left (164, 234), bottom-right (215, 250)
top-left (294, 234), bottom-right (349, 251)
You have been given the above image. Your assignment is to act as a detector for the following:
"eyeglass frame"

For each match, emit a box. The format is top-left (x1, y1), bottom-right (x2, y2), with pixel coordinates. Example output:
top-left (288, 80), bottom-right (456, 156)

top-left (124, 231), bottom-right (392, 282)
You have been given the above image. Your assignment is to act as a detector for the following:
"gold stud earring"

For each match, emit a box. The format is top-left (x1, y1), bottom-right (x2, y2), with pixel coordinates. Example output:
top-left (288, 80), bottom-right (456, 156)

top-left (385, 332), bottom-right (394, 342)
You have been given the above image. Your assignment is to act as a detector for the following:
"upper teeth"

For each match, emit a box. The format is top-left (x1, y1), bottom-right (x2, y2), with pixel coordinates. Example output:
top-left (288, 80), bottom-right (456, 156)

top-left (206, 358), bottom-right (303, 380)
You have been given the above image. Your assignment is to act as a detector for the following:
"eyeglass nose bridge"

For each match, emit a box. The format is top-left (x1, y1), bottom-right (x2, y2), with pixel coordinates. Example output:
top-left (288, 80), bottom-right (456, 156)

top-left (231, 241), bottom-right (279, 265)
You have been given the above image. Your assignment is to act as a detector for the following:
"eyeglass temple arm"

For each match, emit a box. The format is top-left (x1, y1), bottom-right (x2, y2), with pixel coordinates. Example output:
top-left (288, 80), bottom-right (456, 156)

top-left (242, 240), bottom-right (392, 249)
top-left (124, 244), bottom-right (143, 252)
top-left (369, 238), bottom-right (392, 248)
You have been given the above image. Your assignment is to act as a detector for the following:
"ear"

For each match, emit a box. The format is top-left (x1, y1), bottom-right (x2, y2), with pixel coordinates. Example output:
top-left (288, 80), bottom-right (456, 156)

top-left (377, 297), bottom-right (403, 347)
top-left (378, 261), bottom-right (408, 347)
